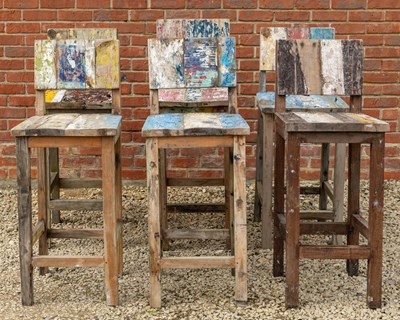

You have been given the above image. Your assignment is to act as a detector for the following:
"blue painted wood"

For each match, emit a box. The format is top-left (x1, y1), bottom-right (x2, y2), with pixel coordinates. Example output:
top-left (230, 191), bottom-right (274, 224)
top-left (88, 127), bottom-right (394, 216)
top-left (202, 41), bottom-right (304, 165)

top-left (185, 19), bottom-right (230, 38)
top-left (218, 37), bottom-right (236, 87)
top-left (142, 113), bottom-right (184, 134)
top-left (184, 38), bottom-right (218, 87)
top-left (256, 92), bottom-right (350, 114)
top-left (310, 28), bottom-right (335, 40)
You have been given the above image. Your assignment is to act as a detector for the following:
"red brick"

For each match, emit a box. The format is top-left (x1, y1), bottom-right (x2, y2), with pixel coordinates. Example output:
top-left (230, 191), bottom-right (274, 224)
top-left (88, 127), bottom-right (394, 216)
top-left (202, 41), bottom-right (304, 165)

top-left (382, 84), bottom-right (400, 95)
top-left (131, 10), bottom-right (164, 21)
top-left (109, 22), bottom-right (146, 34)
top-left (0, 106), bottom-right (26, 118)
top-left (165, 10), bottom-right (200, 19)
top-left (132, 59), bottom-right (148, 71)
top-left (364, 59), bottom-right (382, 71)
top-left (364, 97), bottom-right (399, 108)
top-left (231, 23), bottom-right (254, 34)
top-left (367, 23), bottom-right (400, 34)
top-left (122, 120), bottom-right (145, 132)
top-left (238, 10), bottom-right (273, 21)
top-left (181, 148), bottom-right (216, 157)
top-left (8, 96), bottom-right (35, 106)
top-left (332, 0), bottom-right (366, 9)
top-left (349, 11), bottom-right (384, 22)
top-left (77, 0), bottom-right (110, 8)
top-left (187, 0), bottom-right (221, 8)
top-left (295, 0), bottom-right (330, 9)
top-left (382, 109), bottom-right (398, 120)
top-left (202, 10), bottom-right (237, 20)
top-left (382, 60), bottom-right (400, 71)
top-left (365, 47), bottom-right (400, 58)
top-left (349, 35), bottom-right (383, 46)
top-left (369, 0), bottom-right (400, 9)
top-left (201, 157), bottom-right (224, 168)
top-left (224, 0), bottom-right (257, 9)
top-left (5, 47), bottom-right (34, 58)
top-left (188, 169), bottom-right (223, 179)
top-left (239, 83), bottom-right (258, 95)
top-left (238, 35), bottom-right (259, 46)
top-left (122, 96), bottom-right (148, 108)
top-left (239, 59), bottom-right (259, 71)
top-left (41, 0), bottom-right (74, 8)
top-left (332, 23), bottom-right (366, 34)
top-left (133, 84), bottom-right (149, 95)
top-left (236, 47), bottom-right (254, 59)
top-left (113, 0), bottom-right (147, 9)
top-left (312, 11), bottom-right (347, 21)
top-left (260, 0), bottom-right (294, 9)
top-left (6, 72), bottom-right (34, 83)
top-left (0, 84), bottom-right (25, 94)
top-left (0, 35), bottom-right (24, 45)
top-left (41, 23), bottom-right (74, 33)
top-left (120, 46), bottom-right (146, 58)
top-left (59, 11), bottom-right (93, 21)
top-left (385, 35), bottom-right (400, 46)
top-left (275, 11), bottom-right (310, 21)
top-left (0, 10), bottom-right (21, 20)
top-left (5, 0), bottom-right (38, 8)
top-left (93, 10), bottom-right (128, 21)
top-left (238, 96), bottom-right (256, 107)
top-left (6, 23), bottom-right (40, 33)
top-left (171, 157), bottom-right (198, 168)
top-left (23, 10), bottom-right (57, 21)
top-left (386, 11), bottom-right (400, 21)
top-left (151, 0), bottom-right (185, 9)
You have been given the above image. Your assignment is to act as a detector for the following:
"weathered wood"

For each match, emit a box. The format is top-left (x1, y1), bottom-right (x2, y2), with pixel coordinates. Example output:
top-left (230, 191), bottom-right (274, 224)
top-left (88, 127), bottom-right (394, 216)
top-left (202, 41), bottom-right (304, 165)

top-left (32, 220), bottom-right (45, 245)
top-left (47, 28), bottom-right (117, 41)
top-left (299, 245), bottom-right (371, 260)
top-left (162, 229), bottom-right (230, 240)
top-left (160, 256), bottom-right (235, 269)
top-left (158, 87), bottom-right (228, 103)
top-left (35, 40), bottom-right (57, 90)
top-left (353, 214), bottom-right (370, 241)
top-left (142, 113), bottom-right (249, 138)
top-left (95, 40), bottom-right (120, 89)
top-left (158, 136), bottom-right (233, 148)
top-left (32, 256), bottom-right (104, 267)
top-left (49, 199), bottom-right (102, 211)
top-left (333, 143), bottom-right (346, 245)
top-left (276, 40), bottom-right (363, 95)
top-left (167, 178), bottom-right (224, 186)
top-left (167, 203), bottom-right (225, 213)
top-left (49, 228), bottom-right (103, 239)
top-left (218, 37), bottom-right (236, 87)
top-left (59, 178), bottom-right (102, 188)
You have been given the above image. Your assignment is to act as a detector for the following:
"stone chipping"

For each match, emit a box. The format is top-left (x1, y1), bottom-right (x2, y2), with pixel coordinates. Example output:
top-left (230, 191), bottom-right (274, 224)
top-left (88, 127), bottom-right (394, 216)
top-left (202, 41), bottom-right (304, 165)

top-left (0, 180), bottom-right (399, 319)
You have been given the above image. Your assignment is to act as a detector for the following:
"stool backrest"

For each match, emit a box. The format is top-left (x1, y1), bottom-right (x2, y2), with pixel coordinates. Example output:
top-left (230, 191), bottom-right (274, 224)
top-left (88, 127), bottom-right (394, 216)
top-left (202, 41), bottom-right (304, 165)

top-left (34, 28), bottom-right (120, 115)
top-left (275, 39), bottom-right (363, 112)
top-left (259, 27), bottom-right (335, 92)
top-left (148, 19), bottom-right (237, 114)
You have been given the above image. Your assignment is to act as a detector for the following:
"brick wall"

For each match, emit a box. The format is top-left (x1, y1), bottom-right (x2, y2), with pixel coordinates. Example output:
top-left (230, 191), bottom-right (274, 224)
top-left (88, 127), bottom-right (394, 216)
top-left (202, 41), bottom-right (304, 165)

top-left (0, 0), bottom-right (399, 182)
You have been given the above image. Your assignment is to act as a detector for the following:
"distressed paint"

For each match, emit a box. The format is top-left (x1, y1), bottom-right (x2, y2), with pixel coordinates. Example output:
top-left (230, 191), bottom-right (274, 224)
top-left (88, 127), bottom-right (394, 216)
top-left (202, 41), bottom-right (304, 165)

top-left (156, 19), bottom-right (230, 39)
top-left (48, 28), bottom-right (117, 41)
top-left (45, 89), bottom-right (66, 103)
top-left (260, 27), bottom-right (287, 71)
top-left (310, 28), bottom-right (335, 40)
top-left (218, 37), bottom-right (236, 87)
top-left (142, 113), bottom-right (184, 135)
top-left (158, 87), bottom-right (228, 103)
top-left (287, 28), bottom-right (310, 40)
top-left (35, 40), bottom-right (57, 90)
top-left (256, 92), bottom-right (349, 113)
top-left (184, 38), bottom-right (218, 87)
top-left (95, 40), bottom-right (120, 89)
top-left (148, 39), bottom-right (184, 89)
top-left (277, 40), bottom-right (363, 96)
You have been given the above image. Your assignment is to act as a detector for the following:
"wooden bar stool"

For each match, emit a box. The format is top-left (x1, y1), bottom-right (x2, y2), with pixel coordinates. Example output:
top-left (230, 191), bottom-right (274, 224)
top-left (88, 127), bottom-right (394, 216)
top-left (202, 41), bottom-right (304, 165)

top-left (253, 27), bottom-right (348, 249)
top-left (273, 39), bottom-right (389, 308)
top-left (142, 19), bottom-right (249, 308)
top-left (11, 30), bottom-right (122, 306)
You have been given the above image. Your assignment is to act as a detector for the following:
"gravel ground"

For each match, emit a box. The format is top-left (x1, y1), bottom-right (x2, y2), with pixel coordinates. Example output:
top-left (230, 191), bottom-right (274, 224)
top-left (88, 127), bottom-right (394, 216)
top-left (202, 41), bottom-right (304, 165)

top-left (0, 180), bottom-right (399, 319)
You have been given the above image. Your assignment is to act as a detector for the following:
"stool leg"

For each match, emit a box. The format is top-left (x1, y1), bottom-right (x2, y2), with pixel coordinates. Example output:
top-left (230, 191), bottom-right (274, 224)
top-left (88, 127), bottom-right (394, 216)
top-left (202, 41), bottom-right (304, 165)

top-left (285, 135), bottom-right (301, 308)
top-left (224, 146), bottom-right (233, 251)
top-left (333, 143), bottom-right (346, 245)
top-left (261, 114), bottom-right (274, 249)
top-left (273, 132), bottom-right (285, 277)
top-left (367, 136), bottom-right (384, 309)
top-left (347, 143), bottom-right (361, 276)
top-left (102, 137), bottom-right (119, 306)
top-left (147, 138), bottom-right (162, 308)
top-left (38, 148), bottom-right (49, 276)
top-left (49, 148), bottom-right (60, 224)
top-left (233, 136), bottom-right (247, 305)
top-left (254, 112), bottom-right (263, 223)
top-left (115, 137), bottom-right (123, 276)
top-left (16, 137), bottom-right (34, 306)
top-left (319, 143), bottom-right (330, 210)
top-left (159, 149), bottom-right (168, 251)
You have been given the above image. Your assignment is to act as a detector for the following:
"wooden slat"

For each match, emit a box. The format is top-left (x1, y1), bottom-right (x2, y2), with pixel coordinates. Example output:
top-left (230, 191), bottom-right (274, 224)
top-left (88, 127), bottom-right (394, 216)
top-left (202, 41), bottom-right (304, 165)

top-left (309, 27), bottom-right (335, 40)
top-left (32, 220), bottom-right (45, 245)
top-left (47, 28), bottom-right (117, 41)
top-left (27, 136), bottom-right (102, 148)
top-left (158, 136), bottom-right (233, 148)
top-left (35, 40), bottom-right (57, 89)
top-left (276, 40), bottom-right (363, 95)
top-left (300, 210), bottom-right (335, 220)
top-left (95, 40), bottom-right (120, 89)
top-left (167, 178), bottom-right (224, 186)
top-left (160, 256), bottom-right (235, 269)
top-left (158, 87), bottom-right (228, 103)
top-left (299, 245), bottom-right (371, 260)
top-left (162, 228), bottom-right (230, 240)
top-left (167, 203), bottom-right (225, 213)
top-left (48, 228), bottom-right (103, 239)
top-left (353, 214), bottom-right (369, 241)
top-left (59, 178), bottom-right (102, 189)
top-left (32, 256), bottom-right (104, 267)
top-left (49, 199), bottom-right (102, 211)
top-left (218, 37), bottom-right (236, 87)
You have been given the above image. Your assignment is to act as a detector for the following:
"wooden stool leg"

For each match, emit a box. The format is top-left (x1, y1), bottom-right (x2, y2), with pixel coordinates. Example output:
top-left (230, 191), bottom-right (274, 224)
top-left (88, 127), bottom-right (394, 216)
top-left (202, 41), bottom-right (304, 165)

top-left (115, 137), bottom-right (123, 276)
top-left (347, 143), bottom-right (361, 276)
top-left (147, 138), bottom-right (162, 308)
top-left (367, 136), bottom-right (384, 308)
top-left (224, 146), bottom-right (233, 251)
top-left (49, 148), bottom-right (60, 224)
top-left (261, 113), bottom-right (274, 249)
top-left (333, 143), bottom-right (346, 245)
top-left (273, 132), bottom-right (285, 277)
top-left (38, 148), bottom-right (49, 275)
top-left (102, 137), bottom-right (119, 306)
top-left (254, 112), bottom-right (263, 222)
top-left (233, 136), bottom-right (247, 305)
top-left (159, 149), bottom-right (168, 251)
top-left (319, 143), bottom-right (330, 210)
top-left (16, 137), bottom-right (34, 306)
top-left (285, 134), bottom-right (301, 308)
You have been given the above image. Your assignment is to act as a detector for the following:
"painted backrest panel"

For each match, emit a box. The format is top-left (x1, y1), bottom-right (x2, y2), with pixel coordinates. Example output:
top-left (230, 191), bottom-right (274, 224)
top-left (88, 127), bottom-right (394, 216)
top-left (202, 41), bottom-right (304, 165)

top-left (259, 27), bottom-right (335, 71)
top-left (148, 37), bottom-right (236, 90)
top-left (47, 28), bottom-right (117, 41)
top-left (156, 19), bottom-right (230, 39)
top-left (35, 39), bottom-right (120, 90)
top-left (276, 40), bottom-right (363, 96)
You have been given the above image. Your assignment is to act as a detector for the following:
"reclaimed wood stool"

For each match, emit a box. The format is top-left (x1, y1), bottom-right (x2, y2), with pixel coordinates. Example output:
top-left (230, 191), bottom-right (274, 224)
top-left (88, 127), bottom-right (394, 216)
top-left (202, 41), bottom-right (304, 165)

top-left (142, 19), bottom-right (249, 308)
top-left (11, 30), bottom-right (122, 306)
top-left (273, 39), bottom-right (389, 308)
top-left (254, 27), bottom-right (348, 249)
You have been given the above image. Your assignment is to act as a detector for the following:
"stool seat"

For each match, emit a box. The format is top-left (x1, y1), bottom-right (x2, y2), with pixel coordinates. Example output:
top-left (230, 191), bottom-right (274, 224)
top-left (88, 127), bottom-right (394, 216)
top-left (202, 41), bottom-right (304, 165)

top-left (276, 112), bottom-right (389, 133)
top-left (142, 113), bottom-right (249, 137)
top-left (256, 92), bottom-right (349, 114)
top-left (11, 114), bottom-right (122, 137)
